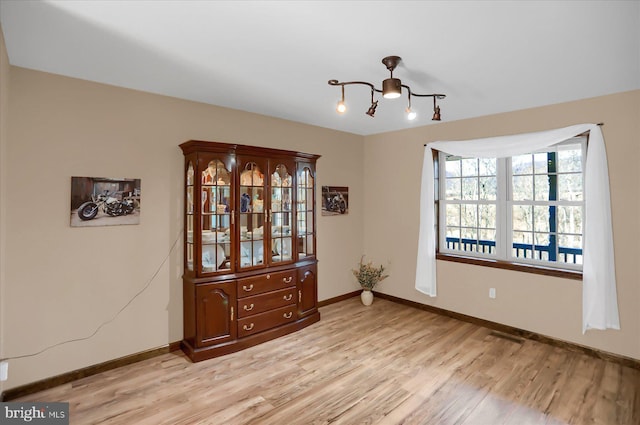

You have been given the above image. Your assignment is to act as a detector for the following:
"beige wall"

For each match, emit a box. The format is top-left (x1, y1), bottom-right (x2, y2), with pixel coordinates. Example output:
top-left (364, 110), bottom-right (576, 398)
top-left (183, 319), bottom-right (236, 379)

top-left (1, 66), bottom-right (364, 390)
top-left (364, 90), bottom-right (640, 361)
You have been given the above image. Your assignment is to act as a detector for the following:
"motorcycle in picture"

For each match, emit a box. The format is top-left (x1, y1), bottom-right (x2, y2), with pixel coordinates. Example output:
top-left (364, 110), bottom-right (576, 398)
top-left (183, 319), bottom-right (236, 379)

top-left (77, 190), bottom-right (136, 221)
top-left (324, 191), bottom-right (347, 214)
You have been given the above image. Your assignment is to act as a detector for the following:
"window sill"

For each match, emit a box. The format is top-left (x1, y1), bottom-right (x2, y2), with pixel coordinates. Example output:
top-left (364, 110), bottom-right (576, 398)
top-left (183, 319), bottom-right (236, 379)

top-left (435, 253), bottom-right (583, 281)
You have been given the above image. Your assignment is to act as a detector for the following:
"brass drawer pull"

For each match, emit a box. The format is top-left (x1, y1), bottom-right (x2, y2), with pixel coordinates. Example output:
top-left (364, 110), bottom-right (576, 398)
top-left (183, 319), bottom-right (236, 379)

top-left (243, 303), bottom-right (254, 311)
top-left (283, 294), bottom-right (293, 301)
top-left (283, 276), bottom-right (293, 284)
top-left (283, 312), bottom-right (293, 319)
top-left (243, 323), bottom-right (255, 331)
top-left (242, 284), bottom-right (254, 292)
top-left (266, 274), bottom-right (271, 279)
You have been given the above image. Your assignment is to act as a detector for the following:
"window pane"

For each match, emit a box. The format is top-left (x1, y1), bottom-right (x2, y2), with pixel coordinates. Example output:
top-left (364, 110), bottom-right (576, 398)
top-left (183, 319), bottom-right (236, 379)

top-left (480, 228), bottom-right (496, 242)
top-left (446, 179), bottom-right (461, 200)
top-left (513, 231), bottom-right (533, 245)
top-left (445, 159), bottom-right (461, 177)
top-left (479, 158), bottom-right (496, 176)
top-left (558, 174), bottom-right (583, 201)
top-left (479, 229), bottom-right (496, 254)
top-left (534, 232), bottom-right (550, 246)
top-left (557, 206), bottom-right (582, 234)
top-left (512, 231), bottom-right (533, 259)
top-left (479, 204), bottom-right (496, 229)
top-left (446, 204), bottom-right (460, 226)
top-left (534, 175), bottom-right (551, 201)
top-left (534, 233), bottom-right (552, 261)
top-left (536, 249), bottom-right (550, 261)
top-left (460, 234), bottom-right (479, 252)
top-left (512, 154), bottom-right (533, 175)
top-left (534, 153), bottom-right (548, 174)
top-left (558, 249), bottom-right (583, 265)
top-left (461, 204), bottom-right (478, 228)
top-left (533, 205), bottom-right (551, 233)
top-left (461, 158), bottom-right (478, 176)
top-left (461, 178), bottom-right (478, 200)
top-left (559, 234), bottom-right (582, 249)
top-left (512, 175), bottom-right (533, 201)
top-left (446, 227), bottom-right (460, 240)
top-left (558, 233), bottom-right (583, 265)
top-left (446, 228), bottom-right (461, 251)
top-left (557, 146), bottom-right (582, 172)
top-left (479, 177), bottom-right (497, 200)
top-left (512, 205), bottom-right (533, 231)
top-left (461, 227), bottom-right (477, 241)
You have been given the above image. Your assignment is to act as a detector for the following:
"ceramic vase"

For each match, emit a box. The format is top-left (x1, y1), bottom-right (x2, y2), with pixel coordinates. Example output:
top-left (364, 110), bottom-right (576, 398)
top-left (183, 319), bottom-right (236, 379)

top-left (361, 289), bottom-right (373, 306)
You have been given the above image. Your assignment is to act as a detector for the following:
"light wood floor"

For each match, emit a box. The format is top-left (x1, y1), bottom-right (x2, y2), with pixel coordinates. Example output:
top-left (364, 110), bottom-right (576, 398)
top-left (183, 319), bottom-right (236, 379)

top-left (16, 297), bottom-right (640, 424)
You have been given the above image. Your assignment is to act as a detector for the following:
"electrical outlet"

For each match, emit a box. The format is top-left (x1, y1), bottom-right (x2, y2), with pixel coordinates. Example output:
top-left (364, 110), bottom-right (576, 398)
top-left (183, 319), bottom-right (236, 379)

top-left (0, 361), bottom-right (8, 381)
top-left (489, 288), bottom-right (496, 299)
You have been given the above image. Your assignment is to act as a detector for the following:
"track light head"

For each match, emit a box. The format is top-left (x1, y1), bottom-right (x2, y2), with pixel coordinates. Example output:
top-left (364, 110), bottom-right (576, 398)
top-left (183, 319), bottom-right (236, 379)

top-left (336, 85), bottom-right (346, 113)
top-left (366, 100), bottom-right (378, 117)
top-left (432, 105), bottom-right (441, 121)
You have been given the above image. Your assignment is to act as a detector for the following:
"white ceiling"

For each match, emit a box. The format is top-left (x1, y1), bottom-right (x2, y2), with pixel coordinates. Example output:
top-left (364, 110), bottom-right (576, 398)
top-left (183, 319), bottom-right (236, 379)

top-left (1, 1), bottom-right (639, 136)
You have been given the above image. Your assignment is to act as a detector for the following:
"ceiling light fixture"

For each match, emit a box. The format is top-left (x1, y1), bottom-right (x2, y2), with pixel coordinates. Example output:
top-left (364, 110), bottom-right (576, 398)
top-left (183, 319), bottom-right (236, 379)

top-left (328, 55), bottom-right (445, 121)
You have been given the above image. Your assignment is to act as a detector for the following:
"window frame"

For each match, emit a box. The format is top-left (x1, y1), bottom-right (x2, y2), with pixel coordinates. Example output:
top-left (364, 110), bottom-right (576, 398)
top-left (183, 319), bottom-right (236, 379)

top-left (436, 137), bottom-right (586, 280)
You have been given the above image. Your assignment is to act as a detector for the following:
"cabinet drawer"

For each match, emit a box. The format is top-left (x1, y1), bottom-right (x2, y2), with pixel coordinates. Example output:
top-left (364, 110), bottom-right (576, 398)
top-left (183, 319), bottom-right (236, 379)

top-left (237, 287), bottom-right (296, 318)
top-left (237, 305), bottom-right (297, 338)
top-left (237, 270), bottom-right (296, 298)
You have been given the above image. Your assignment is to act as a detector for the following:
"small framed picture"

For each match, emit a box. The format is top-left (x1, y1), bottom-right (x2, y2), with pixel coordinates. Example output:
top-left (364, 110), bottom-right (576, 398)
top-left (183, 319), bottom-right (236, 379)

top-left (321, 186), bottom-right (348, 216)
top-left (70, 176), bottom-right (141, 227)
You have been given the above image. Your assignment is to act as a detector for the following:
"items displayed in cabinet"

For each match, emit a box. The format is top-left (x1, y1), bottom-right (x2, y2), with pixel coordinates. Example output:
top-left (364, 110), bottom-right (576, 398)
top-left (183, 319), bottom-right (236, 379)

top-left (200, 158), bottom-right (232, 274)
top-left (270, 163), bottom-right (293, 264)
top-left (240, 168), bottom-right (264, 186)
top-left (202, 244), bottom-right (226, 272)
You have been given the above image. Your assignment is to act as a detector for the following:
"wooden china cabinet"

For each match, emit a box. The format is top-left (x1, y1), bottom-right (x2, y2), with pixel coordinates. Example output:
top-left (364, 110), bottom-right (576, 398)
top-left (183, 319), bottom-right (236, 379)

top-left (180, 140), bottom-right (320, 362)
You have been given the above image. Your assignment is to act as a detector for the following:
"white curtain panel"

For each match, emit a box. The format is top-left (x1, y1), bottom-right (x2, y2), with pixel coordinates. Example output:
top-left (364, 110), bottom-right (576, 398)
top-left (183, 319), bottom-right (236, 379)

top-left (415, 124), bottom-right (620, 333)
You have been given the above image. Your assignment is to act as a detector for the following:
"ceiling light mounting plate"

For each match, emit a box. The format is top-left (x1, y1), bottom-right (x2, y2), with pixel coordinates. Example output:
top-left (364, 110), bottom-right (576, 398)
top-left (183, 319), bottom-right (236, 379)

top-left (382, 56), bottom-right (402, 72)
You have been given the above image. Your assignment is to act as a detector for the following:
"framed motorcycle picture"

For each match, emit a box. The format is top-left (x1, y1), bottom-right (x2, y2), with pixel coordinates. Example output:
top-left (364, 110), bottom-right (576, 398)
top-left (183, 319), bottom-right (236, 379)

top-left (321, 185), bottom-right (348, 216)
top-left (70, 176), bottom-right (141, 227)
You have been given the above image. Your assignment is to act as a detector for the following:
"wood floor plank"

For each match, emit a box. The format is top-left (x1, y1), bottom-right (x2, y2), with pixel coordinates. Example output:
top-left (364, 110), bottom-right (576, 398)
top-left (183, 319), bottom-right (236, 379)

top-left (13, 297), bottom-right (640, 424)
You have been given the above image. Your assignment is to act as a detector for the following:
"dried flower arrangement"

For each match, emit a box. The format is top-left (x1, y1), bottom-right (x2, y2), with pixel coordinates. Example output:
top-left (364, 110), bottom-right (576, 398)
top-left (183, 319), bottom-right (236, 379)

top-left (352, 256), bottom-right (389, 290)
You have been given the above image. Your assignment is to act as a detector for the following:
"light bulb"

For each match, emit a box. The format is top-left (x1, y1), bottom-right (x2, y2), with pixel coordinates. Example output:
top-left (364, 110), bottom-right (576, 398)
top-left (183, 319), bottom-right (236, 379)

top-left (406, 108), bottom-right (417, 121)
top-left (336, 101), bottom-right (346, 114)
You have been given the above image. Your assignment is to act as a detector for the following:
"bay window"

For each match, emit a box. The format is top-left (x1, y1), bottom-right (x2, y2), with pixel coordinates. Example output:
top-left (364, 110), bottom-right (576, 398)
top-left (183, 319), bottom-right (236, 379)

top-left (416, 124), bottom-right (619, 332)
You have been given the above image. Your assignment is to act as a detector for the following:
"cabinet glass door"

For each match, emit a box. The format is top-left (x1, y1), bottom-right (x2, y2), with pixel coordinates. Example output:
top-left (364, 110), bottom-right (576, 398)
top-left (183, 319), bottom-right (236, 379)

top-left (270, 164), bottom-right (293, 263)
top-left (201, 159), bottom-right (232, 274)
top-left (297, 167), bottom-right (315, 258)
top-left (186, 162), bottom-right (195, 272)
top-left (239, 162), bottom-right (266, 268)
